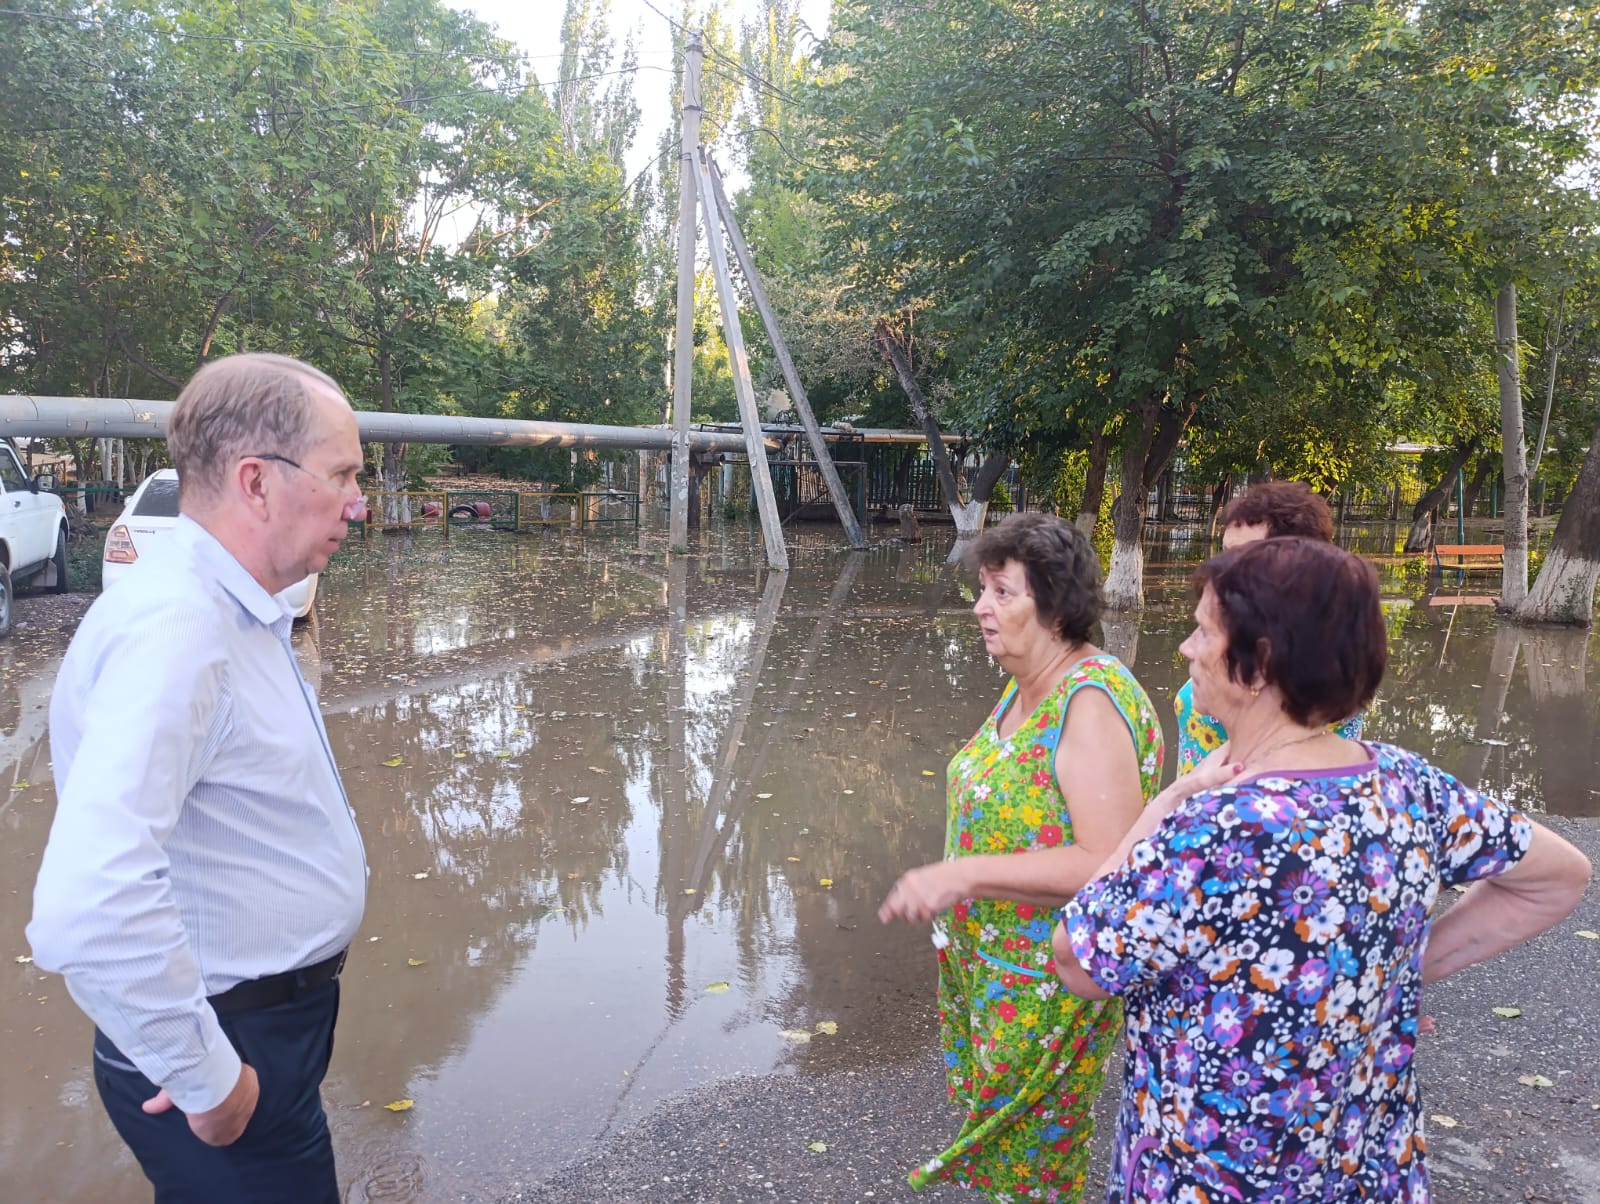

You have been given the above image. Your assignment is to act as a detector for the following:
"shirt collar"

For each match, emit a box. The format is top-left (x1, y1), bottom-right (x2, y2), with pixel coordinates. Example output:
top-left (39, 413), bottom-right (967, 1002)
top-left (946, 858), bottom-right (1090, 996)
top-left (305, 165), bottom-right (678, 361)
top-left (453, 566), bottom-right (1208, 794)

top-left (173, 515), bottom-right (292, 628)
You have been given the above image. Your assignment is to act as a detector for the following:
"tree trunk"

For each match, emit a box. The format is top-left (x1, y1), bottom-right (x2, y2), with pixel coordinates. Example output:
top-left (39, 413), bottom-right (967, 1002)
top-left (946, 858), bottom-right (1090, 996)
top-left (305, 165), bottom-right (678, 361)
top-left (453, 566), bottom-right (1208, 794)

top-left (1075, 430), bottom-right (1109, 535)
top-left (1207, 478), bottom-right (1233, 541)
top-left (876, 320), bottom-right (965, 517)
top-left (1460, 455), bottom-right (1494, 522)
top-left (1514, 409), bottom-right (1600, 625)
top-left (1496, 283), bottom-right (1530, 607)
top-left (1104, 399), bottom-right (1161, 612)
top-left (1402, 440), bottom-right (1477, 553)
top-left (948, 453), bottom-right (1010, 537)
top-left (376, 349), bottom-right (411, 525)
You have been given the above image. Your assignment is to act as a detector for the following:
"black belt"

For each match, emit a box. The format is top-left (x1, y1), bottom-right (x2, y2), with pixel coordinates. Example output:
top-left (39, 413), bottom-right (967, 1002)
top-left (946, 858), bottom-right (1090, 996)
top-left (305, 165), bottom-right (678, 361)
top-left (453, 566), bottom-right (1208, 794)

top-left (207, 948), bottom-right (347, 1016)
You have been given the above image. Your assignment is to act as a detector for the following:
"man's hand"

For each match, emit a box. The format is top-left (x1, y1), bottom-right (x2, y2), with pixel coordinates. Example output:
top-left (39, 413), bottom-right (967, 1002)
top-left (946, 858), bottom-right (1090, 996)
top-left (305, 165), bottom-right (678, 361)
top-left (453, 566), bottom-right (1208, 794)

top-left (142, 1063), bottom-right (260, 1146)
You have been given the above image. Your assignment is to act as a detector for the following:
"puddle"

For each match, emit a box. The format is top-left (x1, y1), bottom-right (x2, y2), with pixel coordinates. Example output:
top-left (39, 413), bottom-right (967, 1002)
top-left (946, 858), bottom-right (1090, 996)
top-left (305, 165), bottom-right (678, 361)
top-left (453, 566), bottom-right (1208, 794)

top-left (2, 521), bottom-right (1595, 1200)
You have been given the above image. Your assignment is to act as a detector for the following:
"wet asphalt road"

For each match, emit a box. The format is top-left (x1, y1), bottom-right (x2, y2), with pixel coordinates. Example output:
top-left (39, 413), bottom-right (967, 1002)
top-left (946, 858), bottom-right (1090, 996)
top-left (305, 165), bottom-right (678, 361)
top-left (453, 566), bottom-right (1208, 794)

top-left (508, 817), bottom-right (1600, 1204)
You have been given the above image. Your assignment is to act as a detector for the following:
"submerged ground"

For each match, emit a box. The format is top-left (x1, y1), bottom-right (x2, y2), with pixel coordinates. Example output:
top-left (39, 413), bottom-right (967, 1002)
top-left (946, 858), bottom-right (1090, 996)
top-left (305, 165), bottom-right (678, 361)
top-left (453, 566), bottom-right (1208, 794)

top-left (3, 519), bottom-right (1596, 1202)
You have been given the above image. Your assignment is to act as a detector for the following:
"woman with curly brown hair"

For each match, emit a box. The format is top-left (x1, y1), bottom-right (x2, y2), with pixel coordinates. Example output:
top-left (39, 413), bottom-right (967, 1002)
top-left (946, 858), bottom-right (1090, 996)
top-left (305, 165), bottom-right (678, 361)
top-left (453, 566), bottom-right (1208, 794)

top-left (879, 512), bottom-right (1207, 1202)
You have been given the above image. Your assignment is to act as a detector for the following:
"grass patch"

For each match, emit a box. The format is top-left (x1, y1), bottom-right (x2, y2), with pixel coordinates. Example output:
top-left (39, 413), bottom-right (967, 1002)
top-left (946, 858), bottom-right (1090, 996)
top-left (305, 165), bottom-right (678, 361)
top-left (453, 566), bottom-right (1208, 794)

top-left (67, 526), bottom-right (107, 593)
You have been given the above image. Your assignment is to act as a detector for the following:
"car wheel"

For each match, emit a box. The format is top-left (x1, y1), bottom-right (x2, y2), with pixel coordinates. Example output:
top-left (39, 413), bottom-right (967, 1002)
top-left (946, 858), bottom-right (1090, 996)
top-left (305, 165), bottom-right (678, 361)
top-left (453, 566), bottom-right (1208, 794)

top-left (51, 527), bottom-right (69, 594)
top-left (0, 564), bottom-right (12, 638)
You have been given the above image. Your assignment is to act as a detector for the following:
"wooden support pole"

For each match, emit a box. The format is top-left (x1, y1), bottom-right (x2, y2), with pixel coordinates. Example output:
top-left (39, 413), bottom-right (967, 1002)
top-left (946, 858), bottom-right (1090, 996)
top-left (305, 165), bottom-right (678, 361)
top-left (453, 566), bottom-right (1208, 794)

top-left (668, 33), bottom-right (704, 553)
top-left (694, 149), bottom-right (789, 572)
top-left (704, 158), bottom-right (867, 550)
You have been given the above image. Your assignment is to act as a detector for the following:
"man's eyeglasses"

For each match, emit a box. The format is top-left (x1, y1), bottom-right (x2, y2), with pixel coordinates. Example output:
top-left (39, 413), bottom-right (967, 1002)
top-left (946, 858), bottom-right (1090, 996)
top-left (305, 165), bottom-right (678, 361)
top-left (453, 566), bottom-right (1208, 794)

top-left (242, 452), bottom-right (367, 518)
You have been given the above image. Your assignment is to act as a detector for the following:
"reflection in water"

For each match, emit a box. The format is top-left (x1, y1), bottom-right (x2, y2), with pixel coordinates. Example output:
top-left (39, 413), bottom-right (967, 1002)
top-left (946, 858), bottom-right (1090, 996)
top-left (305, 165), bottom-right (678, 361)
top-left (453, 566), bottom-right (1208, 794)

top-left (3, 524), bottom-right (1597, 1202)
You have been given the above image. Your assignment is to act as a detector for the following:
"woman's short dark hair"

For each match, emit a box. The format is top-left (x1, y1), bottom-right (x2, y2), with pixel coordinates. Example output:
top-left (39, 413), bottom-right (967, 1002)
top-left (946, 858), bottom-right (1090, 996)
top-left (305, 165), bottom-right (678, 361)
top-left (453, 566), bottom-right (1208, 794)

top-left (1194, 538), bottom-right (1386, 726)
top-left (963, 512), bottom-right (1102, 644)
top-left (1219, 481), bottom-right (1334, 541)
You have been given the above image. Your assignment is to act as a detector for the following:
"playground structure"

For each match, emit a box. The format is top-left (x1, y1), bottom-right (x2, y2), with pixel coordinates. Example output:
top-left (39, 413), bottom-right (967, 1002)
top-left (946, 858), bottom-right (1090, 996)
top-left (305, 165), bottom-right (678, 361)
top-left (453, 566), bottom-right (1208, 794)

top-left (351, 488), bottom-right (639, 535)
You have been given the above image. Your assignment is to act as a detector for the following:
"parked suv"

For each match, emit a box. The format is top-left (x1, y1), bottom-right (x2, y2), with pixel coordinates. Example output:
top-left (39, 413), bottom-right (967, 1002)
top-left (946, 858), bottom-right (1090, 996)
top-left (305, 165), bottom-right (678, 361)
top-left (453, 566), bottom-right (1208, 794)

top-left (0, 441), bottom-right (71, 637)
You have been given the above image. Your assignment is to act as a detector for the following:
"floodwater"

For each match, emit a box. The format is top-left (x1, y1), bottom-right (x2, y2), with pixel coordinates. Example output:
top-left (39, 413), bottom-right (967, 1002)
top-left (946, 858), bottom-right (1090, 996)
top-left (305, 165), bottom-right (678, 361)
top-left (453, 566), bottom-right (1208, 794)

top-left (2, 520), bottom-right (1597, 1202)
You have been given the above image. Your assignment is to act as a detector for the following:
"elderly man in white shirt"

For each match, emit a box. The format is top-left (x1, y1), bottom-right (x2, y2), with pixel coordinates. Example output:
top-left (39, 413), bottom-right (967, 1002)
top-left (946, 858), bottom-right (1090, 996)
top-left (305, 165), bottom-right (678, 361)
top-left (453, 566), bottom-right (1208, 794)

top-left (29, 353), bottom-right (369, 1202)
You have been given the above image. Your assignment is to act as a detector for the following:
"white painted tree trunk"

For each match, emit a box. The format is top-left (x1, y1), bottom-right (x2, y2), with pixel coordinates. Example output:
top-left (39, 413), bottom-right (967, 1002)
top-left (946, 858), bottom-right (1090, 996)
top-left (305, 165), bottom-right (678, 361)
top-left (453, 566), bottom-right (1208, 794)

top-left (949, 499), bottom-right (989, 539)
top-left (1496, 283), bottom-right (1530, 607)
top-left (1515, 545), bottom-right (1600, 626)
top-left (380, 464), bottom-right (411, 526)
top-left (1104, 411), bottom-right (1157, 613)
top-left (1104, 536), bottom-right (1145, 612)
top-left (1515, 406), bottom-right (1600, 626)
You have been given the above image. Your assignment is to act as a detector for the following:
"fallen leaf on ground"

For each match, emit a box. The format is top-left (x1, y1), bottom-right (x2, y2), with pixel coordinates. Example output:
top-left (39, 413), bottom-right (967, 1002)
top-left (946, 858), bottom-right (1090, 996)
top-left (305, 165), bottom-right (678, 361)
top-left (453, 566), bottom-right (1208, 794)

top-left (406, 959), bottom-right (425, 967)
top-left (10, 781), bottom-right (28, 790)
top-left (383, 1099), bottom-right (414, 1112)
top-left (452, 752), bottom-right (466, 759)
top-left (756, 792), bottom-right (773, 799)
top-left (807, 1141), bottom-right (828, 1153)
top-left (1576, 930), bottom-right (1599, 940)
top-left (814, 1020), bottom-right (838, 1036)
top-left (588, 766), bottom-right (607, 773)
top-left (496, 751), bottom-right (512, 759)
top-left (779, 1029), bottom-right (813, 1043)
top-left (14, 955), bottom-right (32, 964)
top-left (841, 789), bottom-right (855, 795)
top-left (367, 937), bottom-right (382, 943)
top-left (683, 887), bottom-right (697, 895)
top-left (921, 770), bottom-right (937, 777)
top-left (1517, 1073), bottom-right (1554, 1088)
top-left (819, 878), bottom-right (833, 887)
top-left (571, 796), bottom-right (590, 805)
top-left (381, 757), bottom-right (403, 768)
top-left (412, 872), bottom-right (429, 880)
top-left (1430, 1115), bottom-right (1459, 1129)
top-left (1491, 1006), bottom-right (1522, 1019)
top-left (704, 982), bottom-right (731, 994)
top-left (786, 856), bottom-right (801, 863)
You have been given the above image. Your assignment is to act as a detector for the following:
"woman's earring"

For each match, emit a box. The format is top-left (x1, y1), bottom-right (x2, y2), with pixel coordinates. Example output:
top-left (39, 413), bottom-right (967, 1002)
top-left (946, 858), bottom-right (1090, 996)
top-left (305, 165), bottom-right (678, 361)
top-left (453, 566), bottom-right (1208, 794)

top-left (1250, 686), bottom-right (1261, 698)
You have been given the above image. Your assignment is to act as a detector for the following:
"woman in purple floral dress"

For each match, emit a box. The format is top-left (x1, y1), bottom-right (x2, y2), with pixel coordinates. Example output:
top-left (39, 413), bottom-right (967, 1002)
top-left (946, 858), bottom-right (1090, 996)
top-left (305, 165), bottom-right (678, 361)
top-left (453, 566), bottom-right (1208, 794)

top-left (1055, 538), bottom-right (1591, 1203)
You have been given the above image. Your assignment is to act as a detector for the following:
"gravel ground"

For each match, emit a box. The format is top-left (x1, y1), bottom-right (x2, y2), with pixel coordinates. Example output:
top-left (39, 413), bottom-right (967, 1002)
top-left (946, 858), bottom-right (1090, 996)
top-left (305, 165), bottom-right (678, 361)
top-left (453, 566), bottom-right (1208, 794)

top-left (7, 589), bottom-right (94, 657)
top-left (507, 817), bottom-right (1600, 1204)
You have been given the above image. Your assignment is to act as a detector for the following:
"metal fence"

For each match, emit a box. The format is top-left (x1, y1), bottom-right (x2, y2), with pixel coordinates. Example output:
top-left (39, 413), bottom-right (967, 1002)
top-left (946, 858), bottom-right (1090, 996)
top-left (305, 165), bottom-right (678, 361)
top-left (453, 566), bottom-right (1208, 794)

top-left (769, 460), bottom-right (867, 523)
top-left (353, 489), bottom-right (639, 536)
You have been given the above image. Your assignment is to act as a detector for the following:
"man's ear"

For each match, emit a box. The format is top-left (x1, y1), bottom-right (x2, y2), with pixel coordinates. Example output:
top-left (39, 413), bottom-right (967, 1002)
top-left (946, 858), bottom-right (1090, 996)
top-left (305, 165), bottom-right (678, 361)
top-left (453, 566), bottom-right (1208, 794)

top-left (234, 458), bottom-right (272, 520)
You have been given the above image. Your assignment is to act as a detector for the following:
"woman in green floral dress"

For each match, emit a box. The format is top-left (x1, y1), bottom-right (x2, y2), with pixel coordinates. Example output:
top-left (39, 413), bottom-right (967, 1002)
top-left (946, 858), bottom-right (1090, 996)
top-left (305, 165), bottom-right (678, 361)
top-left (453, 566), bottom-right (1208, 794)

top-left (879, 514), bottom-right (1165, 1203)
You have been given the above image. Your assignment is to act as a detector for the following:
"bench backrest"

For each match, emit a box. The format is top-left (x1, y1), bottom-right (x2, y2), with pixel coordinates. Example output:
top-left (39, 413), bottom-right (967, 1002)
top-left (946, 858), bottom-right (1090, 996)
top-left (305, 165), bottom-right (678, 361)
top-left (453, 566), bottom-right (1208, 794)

top-left (1434, 544), bottom-right (1505, 557)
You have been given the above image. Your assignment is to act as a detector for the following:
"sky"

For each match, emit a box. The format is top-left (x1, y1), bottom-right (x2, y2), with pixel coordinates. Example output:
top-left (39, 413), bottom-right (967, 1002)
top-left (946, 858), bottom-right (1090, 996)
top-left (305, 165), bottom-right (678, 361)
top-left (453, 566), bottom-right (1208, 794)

top-left (445, 1), bottom-right (832, 178)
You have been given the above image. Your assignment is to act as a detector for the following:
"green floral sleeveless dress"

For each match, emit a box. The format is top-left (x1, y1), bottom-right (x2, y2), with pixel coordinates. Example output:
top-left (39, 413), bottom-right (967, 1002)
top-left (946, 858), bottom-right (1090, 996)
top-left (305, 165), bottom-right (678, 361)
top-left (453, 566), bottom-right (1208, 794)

top-left (913, 655), bottom-right (1164, 1202)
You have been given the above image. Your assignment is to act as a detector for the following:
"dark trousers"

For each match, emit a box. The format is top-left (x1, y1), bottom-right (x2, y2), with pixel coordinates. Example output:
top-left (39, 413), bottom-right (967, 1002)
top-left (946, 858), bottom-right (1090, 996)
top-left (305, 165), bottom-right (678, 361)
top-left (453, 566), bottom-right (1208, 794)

top-left (93, 980), bottom-right (341, 1203)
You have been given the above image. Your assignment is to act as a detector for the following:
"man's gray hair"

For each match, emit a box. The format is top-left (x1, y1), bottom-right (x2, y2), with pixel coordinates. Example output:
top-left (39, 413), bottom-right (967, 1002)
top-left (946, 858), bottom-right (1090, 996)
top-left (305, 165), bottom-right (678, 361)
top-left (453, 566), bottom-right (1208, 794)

top-left (168, 353), bottom-right (348, 503)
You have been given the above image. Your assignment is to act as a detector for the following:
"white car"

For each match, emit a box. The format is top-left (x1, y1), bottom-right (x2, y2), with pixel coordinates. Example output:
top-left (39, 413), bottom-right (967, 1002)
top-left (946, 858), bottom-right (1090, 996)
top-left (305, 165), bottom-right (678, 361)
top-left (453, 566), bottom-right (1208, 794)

top-left (103, 469), bottom-right (319, 619)
top-left (0, 439), bottom-right (71, 638)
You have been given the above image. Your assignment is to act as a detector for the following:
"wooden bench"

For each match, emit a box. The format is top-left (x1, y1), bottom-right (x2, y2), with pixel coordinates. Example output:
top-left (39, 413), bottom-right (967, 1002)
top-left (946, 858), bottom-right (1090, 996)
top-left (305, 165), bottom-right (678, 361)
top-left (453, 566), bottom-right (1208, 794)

top-left (1432, 543), bottom-right (1505, 575)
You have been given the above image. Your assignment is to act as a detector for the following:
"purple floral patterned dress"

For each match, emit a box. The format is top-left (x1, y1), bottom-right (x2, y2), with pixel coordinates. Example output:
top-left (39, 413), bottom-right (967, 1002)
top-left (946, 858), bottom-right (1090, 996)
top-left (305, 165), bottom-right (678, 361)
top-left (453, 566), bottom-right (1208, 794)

top-left (1061, 742), bottom-right (1533, 1203)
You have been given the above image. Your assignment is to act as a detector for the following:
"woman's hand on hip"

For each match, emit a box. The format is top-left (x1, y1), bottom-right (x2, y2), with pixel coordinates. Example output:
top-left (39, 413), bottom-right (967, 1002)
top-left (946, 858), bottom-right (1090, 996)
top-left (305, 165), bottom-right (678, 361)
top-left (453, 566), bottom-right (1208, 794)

top-left (879, 861), bottom-right (971, 925)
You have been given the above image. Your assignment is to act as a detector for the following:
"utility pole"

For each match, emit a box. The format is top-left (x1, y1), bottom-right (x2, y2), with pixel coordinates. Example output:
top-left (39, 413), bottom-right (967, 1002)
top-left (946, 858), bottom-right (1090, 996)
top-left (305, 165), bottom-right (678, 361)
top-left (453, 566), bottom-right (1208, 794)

top-left (694, 149), bottom-right (788, 571)
top-left (706, 159), bottom-right (866, 549)
top-left (668, 32), bottom-right (703, 553)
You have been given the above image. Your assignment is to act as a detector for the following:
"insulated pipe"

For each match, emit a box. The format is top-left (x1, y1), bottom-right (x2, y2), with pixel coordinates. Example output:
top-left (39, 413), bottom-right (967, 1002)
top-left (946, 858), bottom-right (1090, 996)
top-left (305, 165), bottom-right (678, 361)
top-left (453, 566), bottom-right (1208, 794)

top-left (0, 395), bottom-right (769, 454)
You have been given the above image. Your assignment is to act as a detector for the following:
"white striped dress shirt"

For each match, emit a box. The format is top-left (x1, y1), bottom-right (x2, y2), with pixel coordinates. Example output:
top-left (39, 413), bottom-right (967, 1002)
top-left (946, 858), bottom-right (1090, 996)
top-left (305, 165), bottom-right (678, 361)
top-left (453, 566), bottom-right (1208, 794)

top-left (29, 516), bottom-right (366, 1113)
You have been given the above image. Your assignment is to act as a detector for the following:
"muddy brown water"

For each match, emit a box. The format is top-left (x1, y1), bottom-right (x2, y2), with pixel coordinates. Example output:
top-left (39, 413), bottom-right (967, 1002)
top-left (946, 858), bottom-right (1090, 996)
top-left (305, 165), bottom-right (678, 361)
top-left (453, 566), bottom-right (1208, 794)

top-left (2, 521), bottom-right (1596, 1201)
